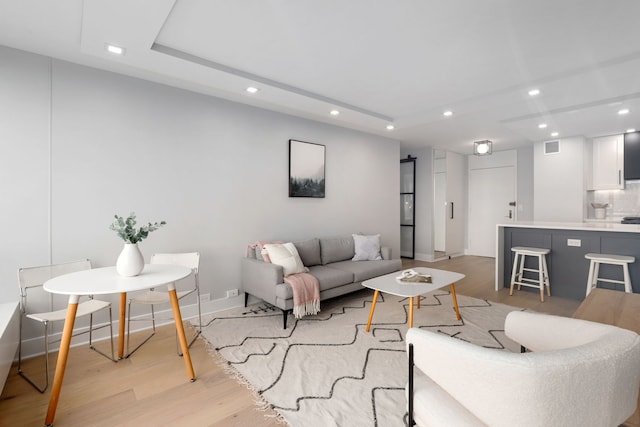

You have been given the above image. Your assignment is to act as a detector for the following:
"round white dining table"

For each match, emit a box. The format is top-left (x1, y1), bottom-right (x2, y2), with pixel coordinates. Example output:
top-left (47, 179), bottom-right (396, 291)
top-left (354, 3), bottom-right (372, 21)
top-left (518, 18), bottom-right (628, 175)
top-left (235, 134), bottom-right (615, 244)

top-left (42, 264), bottom-right (194, 426)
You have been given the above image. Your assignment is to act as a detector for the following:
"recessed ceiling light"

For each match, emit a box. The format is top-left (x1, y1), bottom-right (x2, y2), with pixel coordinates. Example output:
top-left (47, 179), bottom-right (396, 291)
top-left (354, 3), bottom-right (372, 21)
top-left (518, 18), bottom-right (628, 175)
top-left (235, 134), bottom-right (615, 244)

top-left (105, 44), bottom-right (125, 55)
top-left (246, 86), bottom-right (259, 94)
top-left (386, 124), bottom-right (395, 131)
top-left (551, 132), bottom-right (559, 137)
top-left (528, 89), bottom-right (540, 96)
top-left (618, 108), bottom-right (630, 115)
top-left (330, 109), bottom-right (340, 116)
top-left (443, 110), bottom-right (453, 117)
top-left (627, 128), bottom-right (636, 133)
top-left (538, 123), bottom-right (547, 129)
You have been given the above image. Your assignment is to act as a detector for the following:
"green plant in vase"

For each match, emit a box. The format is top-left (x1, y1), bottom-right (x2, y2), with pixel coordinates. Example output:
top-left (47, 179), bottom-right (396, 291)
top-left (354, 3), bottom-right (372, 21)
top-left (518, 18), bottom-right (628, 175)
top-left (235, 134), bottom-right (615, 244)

top-left (110, 212), bottom-right (166, 276)
top-left (109, 212), bottom-right (166, 243)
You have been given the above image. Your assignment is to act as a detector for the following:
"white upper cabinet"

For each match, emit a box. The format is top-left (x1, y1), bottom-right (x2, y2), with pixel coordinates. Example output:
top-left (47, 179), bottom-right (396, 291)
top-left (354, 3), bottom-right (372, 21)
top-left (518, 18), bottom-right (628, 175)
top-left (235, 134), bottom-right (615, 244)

top-left (590, 134), bottom-right (624, 190)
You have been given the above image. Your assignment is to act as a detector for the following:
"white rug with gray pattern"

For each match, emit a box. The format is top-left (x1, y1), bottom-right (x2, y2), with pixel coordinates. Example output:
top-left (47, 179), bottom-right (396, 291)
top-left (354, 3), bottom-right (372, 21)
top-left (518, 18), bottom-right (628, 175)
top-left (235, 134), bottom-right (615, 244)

top-left (198, 289), bottom-right (522, 427)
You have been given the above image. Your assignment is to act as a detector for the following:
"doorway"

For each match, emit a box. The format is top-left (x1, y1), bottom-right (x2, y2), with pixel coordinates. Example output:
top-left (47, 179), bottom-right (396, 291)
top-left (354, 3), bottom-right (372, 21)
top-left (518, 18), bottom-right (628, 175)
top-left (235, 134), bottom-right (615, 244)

top-left (467, 166), bottom-right (516, 257)
top-left (433, 170), bottom-right (446, 258)
top-left (400, 156), bottom-right (416, 259)
top-left (433, 150), bottom-right (464, 259)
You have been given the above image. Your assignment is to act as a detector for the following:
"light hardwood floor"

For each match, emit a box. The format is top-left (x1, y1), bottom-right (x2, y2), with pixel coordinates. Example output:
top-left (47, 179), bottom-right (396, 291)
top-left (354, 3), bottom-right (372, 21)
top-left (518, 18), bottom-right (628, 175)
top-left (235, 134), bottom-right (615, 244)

top-left (0, 256), bottom-right (581, 426)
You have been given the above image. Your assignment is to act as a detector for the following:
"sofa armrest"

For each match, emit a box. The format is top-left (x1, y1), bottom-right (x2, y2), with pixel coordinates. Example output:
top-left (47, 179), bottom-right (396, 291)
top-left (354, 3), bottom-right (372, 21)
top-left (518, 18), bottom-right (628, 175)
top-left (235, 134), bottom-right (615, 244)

top-left (241, 258), bottom-right (284, 306)
top-left (381, 246), bottom-right (392, 260)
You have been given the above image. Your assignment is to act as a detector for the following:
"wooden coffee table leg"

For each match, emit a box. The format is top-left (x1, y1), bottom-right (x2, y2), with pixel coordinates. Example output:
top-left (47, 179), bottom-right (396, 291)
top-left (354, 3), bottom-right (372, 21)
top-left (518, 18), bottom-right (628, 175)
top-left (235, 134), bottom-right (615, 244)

top-left (365, 290), bottom-right (380, 332)
top-left (417, 295), bottom-right (421, 309)
top-left (409, 296), bottom-right (415, 328)
top-left (450, 283), bottom-right (462, 320)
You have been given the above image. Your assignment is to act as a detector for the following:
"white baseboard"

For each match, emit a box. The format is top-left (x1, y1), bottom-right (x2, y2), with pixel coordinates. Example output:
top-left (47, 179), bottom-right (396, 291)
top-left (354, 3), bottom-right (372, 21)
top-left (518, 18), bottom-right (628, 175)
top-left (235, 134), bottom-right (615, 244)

top-left (414, 252), bottom-right (434, 262)
top-left (17, 293), bottom-right (245, 360)
top-left (413, 252), bottom-right (465, 263)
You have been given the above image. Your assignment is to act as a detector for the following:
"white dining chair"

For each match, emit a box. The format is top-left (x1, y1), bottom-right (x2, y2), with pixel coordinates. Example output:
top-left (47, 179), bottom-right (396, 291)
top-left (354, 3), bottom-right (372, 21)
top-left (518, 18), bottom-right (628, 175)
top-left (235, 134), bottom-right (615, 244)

top-left (17, 259), bottom-right (116, 393)
top-left (125, 252), bottom-right (202, 358)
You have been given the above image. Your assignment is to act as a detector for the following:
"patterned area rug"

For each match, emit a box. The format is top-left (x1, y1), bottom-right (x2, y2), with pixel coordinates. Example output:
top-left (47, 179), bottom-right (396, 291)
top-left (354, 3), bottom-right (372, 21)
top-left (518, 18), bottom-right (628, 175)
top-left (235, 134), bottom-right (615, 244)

top-left (197, 289), bottom-right (523, 427)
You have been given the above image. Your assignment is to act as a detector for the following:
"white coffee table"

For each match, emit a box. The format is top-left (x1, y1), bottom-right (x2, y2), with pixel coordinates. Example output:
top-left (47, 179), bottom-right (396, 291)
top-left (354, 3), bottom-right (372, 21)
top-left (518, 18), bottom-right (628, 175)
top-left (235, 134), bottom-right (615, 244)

top-left (362, 267), bottom-right (465, 331)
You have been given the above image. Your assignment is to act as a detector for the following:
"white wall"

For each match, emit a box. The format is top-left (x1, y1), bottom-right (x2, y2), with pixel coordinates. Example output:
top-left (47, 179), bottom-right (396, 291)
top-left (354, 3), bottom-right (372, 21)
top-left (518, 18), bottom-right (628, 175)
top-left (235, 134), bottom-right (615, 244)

top-left (516, 146), bottom-right (534, 221)
top-left (533, 136), bottom-right (587, 222)
top-left (0, 48), bottom-right (51, 301)
top-left (0, 46), bottom-right (400, 351)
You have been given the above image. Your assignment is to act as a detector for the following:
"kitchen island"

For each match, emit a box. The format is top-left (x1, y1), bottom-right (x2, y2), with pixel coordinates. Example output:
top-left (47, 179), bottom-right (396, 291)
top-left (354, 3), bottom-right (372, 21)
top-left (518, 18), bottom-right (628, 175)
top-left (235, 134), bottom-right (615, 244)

top-left (496, 221), bottom-right (640, 300)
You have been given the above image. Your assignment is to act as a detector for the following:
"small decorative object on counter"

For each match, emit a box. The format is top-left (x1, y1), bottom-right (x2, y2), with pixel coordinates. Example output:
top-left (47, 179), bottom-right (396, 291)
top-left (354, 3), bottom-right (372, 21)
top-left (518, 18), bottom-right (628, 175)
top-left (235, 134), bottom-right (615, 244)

top-left (110, 212), bottom-right (166, 277)
top-left (591, 202), bottom-right (609, 219)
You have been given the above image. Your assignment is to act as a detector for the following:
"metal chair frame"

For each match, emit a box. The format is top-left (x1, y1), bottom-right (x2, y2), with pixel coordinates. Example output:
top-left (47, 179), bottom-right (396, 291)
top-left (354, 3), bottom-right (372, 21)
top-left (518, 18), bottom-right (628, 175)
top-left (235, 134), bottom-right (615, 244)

top-left (125, 252), bottom-right (202, 358)
top-left (17, 259), bottom-right (116, 393)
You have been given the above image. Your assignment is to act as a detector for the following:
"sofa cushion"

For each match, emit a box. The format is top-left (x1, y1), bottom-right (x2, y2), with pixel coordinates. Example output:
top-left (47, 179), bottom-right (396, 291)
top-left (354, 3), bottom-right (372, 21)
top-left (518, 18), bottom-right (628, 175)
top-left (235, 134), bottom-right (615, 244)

top-left (320, 235), bottom-right (355, 265)
top-left (329, 259), bottom-right (402, 283)
top-left (308, 265), bottom-right (354, 291)
top-left (293, 238), bottom-right (321, 267)
top-left (263, 243), bottom-right (308, 276)
top-left (352, 234), bottom-right (382, 261)
top-left (276, 265), bottom-right (353, 300)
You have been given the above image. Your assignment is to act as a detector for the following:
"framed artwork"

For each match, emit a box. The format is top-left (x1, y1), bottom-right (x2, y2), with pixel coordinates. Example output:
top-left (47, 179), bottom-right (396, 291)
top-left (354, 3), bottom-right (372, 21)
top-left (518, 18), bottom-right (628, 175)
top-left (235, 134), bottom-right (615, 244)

top-left (289, 139), bottom-right (326, 198)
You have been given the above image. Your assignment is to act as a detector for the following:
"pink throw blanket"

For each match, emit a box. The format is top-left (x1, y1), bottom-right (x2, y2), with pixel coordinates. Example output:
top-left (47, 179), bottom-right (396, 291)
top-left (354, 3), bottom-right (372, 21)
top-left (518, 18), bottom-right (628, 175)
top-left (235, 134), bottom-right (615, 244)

top-left (284, 273), bottom-right (320, 319)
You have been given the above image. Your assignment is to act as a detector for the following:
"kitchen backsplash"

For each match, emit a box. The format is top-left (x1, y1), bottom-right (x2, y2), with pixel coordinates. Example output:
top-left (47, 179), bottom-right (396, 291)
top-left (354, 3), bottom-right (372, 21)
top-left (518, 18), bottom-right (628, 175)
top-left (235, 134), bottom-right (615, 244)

top-left (587, 181), bottom-right (640, 220)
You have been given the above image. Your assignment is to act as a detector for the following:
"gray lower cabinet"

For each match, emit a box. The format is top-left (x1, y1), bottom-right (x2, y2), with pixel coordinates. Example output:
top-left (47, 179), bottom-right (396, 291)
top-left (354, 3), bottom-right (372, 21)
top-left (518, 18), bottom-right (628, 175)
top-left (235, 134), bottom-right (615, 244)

top-left (502, 227), bottom-right (640, 300)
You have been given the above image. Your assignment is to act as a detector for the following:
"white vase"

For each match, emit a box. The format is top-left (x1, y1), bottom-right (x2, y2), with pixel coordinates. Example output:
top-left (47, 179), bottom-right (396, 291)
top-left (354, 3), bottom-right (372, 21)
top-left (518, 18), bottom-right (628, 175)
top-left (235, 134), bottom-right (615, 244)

top-left (116, 243), bottom-right (144, 277)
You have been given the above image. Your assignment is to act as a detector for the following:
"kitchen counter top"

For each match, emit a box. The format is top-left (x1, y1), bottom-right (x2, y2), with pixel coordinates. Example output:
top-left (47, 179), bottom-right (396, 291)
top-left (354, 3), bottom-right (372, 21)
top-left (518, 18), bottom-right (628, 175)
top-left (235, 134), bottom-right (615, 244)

top-left (497, 221), bottom-right (640, 233)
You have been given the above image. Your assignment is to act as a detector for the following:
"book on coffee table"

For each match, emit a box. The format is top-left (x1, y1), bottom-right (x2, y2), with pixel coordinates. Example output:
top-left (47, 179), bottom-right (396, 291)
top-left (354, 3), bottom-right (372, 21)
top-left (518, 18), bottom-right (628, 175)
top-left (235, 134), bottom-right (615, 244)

top-left (396, 269), bottom-right (432, 283)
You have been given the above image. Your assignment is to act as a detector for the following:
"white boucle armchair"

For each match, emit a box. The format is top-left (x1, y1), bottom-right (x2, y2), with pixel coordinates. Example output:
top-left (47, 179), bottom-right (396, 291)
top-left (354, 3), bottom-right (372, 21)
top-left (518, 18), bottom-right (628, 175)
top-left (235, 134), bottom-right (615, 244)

top-left (406, 310), bottom-right (640, 427)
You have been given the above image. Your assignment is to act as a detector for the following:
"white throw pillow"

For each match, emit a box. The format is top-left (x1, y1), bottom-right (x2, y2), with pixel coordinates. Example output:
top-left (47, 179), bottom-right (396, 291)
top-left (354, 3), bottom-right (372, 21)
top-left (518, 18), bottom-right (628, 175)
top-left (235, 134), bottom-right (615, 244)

top-left (263, 242), bottom-right (308, 276)
top-left (352, 234), bottom-right (382, 261)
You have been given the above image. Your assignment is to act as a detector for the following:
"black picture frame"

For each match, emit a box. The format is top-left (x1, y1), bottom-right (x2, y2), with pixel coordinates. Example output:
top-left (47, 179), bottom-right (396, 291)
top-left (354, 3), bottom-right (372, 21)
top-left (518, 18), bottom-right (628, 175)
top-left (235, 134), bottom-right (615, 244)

top-left (289, 139), bottom-right (326, 198)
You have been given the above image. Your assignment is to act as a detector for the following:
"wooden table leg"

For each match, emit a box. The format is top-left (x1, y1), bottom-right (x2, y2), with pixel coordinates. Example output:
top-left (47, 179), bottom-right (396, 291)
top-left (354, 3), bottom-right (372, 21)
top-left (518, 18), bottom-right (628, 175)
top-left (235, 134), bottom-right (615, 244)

top-left (417, 295), bottom-right (420, 309)
top-left (168, 288), bottom-right (195, 381)
top-left (45, 297), bottom-right (79, 427)
top-left (365, 290), bottom-right (380, 332)
top-left (409, 296), bottom-right (415, 328)
top-left (450, 283), bottom-right (462, 321)
top-left (118, 292), bottom-right (126, 359)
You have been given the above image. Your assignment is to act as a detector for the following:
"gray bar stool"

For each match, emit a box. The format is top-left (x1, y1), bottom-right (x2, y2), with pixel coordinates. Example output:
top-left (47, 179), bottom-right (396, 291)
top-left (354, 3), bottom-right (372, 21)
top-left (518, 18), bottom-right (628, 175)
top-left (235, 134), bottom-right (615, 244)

top-left (509, 246), bottom-right (551, 302)
top-left (585, 253), bottom-right (634, 297)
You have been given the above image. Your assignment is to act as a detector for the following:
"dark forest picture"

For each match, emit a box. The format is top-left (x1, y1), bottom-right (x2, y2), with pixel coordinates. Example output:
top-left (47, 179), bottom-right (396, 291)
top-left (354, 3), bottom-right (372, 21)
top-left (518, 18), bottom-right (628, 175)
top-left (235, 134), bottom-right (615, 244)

top-left (289, 139), bottom-right (325, 198)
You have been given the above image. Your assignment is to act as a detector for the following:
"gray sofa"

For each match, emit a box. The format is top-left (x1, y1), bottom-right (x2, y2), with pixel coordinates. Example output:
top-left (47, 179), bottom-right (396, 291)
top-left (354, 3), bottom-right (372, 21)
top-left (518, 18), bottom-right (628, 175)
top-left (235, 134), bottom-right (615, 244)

top-left (241, 234), bottom-right (402, 328)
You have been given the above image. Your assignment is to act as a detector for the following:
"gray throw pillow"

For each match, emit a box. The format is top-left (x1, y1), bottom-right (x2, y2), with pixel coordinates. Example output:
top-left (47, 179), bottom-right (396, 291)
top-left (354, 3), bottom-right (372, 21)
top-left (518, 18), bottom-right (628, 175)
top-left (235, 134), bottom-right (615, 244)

top-left (352, 234), bottom-right (382, 261)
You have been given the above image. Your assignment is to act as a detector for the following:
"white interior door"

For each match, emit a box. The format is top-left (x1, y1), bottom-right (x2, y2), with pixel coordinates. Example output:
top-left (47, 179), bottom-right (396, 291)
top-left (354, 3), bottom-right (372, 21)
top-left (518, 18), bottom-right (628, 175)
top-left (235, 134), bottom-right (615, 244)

top-left (445, 152), bottom-right (465, 256)
top-left (468, 166), bottom-right (515, 257)
top-left (433, 172), bottom-right (446, 252)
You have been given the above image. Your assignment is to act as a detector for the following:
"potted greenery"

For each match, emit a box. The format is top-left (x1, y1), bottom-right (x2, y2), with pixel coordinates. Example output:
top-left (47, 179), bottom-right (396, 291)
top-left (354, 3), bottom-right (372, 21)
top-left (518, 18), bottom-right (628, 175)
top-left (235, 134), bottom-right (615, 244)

top-left (110, 212), bottom-right (166, 276)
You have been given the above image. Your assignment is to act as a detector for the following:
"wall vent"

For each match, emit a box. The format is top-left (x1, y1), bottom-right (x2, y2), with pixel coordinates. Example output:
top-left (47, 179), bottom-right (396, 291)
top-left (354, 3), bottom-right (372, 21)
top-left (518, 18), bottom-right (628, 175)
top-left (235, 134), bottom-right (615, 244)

top-left (544, 140), bottom-right (560, 155)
